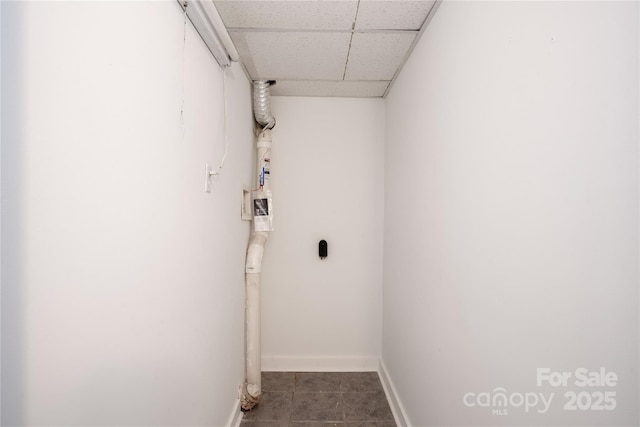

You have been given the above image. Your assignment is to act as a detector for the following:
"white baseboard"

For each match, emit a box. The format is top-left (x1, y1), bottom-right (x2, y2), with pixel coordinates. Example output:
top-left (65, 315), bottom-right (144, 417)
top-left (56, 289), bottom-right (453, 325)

top-left (226, 398), bottom-right (243, 427)
top-left (378, 359), bottom-right (410, 427)
top-left (262, 356), bottom-right (379, 372)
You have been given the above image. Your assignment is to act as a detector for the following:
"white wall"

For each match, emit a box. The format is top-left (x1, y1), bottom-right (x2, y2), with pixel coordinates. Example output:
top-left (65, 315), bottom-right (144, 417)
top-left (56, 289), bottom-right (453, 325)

top-left (383, 1), bottom-right (639, 426)
top-left (260, 97), bottom-right (385, 371)
top-left (1, 2), bottom-right (254, 426)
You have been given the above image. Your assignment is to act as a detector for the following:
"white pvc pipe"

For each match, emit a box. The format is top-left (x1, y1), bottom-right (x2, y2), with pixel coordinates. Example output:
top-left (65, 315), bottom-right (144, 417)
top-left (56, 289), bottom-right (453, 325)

top-left (245, 269), bottom-right (262, 392)
top-left (241, 130), bottom-right (272, 411)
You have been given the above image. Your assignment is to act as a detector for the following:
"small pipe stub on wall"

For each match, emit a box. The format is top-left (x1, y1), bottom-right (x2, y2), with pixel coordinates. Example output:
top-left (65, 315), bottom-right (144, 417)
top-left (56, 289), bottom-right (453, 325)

top-left (319, 240), bottom-right (328, 259)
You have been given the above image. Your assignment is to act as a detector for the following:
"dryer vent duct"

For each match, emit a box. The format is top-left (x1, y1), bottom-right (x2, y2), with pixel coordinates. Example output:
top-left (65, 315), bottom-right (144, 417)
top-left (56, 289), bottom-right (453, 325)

top-left (253, 80), bottom-right (276, 130)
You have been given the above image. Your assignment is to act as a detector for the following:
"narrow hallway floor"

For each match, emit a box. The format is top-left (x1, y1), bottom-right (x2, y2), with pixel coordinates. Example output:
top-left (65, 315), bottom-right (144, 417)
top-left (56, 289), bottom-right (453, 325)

top-left (240, 371), bottom-right (396, 427)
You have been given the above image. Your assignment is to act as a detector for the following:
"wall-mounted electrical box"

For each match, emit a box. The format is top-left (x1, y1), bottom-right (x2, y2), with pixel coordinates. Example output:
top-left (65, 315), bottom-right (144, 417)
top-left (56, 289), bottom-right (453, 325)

top-left (241, 185), bottom-right (252, 221)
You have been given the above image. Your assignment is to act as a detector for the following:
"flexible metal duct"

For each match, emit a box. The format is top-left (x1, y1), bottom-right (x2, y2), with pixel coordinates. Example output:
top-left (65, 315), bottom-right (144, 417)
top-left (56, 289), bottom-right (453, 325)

top-left (253, 81), bottom-right (276, 130)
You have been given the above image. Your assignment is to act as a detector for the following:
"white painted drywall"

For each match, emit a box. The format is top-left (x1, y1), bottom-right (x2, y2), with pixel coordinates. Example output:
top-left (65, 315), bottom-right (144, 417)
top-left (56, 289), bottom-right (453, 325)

top-left (383, 1), bottom-right (639, 426)
top-left (1, 2), bottom-right (253, 425)
top-left (260, 97), bottom-right (385, 371)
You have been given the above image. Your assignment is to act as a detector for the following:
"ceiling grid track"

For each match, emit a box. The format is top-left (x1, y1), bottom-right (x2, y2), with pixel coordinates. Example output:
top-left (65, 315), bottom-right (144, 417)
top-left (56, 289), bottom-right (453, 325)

top-left (342, 0), bottom-right (362, 81)
top-left (382, 0), bottom-right (442, 98)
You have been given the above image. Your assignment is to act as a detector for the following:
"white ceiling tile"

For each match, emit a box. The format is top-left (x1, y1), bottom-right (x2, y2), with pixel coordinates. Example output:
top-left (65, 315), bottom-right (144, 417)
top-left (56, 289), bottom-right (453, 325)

top-left (270, 80), bottom-right (390, 97)
top-left (355, 0), bottom-right (435, 30)
top-left (344, 32), bottom-right (416, 80)
top-left (215, 1), bottom-right (358, 30)
top-left (213, 0), bottom-right (440, 97)
top-left (231, 31), bottom-right (351, 80)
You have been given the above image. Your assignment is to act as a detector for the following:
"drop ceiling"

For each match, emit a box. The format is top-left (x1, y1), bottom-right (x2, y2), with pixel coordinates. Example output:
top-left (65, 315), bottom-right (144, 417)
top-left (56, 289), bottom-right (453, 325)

top-left (213, 0), bottom-right (439, 97)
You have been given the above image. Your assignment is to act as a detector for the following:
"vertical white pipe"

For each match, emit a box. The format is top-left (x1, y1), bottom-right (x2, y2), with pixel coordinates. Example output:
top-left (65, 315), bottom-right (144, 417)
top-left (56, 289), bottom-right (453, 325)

top-left (242, 80), bottom-right (274, 411)
top-left (245, 265), bottom-right (262, 390)
top-left (241, 130), bottom-right (272, 411)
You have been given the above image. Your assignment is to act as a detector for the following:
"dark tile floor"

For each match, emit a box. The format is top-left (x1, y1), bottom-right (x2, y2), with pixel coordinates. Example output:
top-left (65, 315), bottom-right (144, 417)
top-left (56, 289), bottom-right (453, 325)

top-left (240, 372), bottom-right (396, 427)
